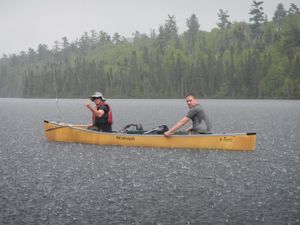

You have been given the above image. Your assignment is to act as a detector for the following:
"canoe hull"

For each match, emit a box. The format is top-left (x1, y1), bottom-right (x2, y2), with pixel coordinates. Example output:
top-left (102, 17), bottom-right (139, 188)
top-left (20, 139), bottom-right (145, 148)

top-left (44, 121), bottom-right (256, 151)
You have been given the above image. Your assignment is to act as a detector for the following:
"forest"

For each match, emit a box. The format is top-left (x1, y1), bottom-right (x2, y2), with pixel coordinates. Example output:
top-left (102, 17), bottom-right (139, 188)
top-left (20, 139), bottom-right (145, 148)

top-left (0, 1), bottom-right (299, 99)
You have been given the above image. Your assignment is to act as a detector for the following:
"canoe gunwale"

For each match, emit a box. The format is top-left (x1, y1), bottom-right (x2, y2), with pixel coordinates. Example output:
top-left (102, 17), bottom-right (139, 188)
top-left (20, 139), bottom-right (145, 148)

top-left (44, 120), bottom-right (256, 151)
top-left (45, 120), bottom-right (256, 137)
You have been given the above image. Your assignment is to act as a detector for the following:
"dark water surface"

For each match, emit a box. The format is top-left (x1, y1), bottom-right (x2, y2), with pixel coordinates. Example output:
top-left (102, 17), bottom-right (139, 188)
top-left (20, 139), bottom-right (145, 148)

top-left (1, 98), bottom-right (299, 225)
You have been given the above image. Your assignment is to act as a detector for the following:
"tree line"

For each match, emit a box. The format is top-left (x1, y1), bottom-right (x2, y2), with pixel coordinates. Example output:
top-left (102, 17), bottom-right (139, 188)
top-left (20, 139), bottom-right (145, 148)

top-left (0, 1), bottom-right (299, 99)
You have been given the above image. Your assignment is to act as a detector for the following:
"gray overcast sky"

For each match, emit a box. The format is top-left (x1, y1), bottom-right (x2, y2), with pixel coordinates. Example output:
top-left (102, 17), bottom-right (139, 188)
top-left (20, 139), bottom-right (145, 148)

top-left (0, 0), bottom-right (297, 56)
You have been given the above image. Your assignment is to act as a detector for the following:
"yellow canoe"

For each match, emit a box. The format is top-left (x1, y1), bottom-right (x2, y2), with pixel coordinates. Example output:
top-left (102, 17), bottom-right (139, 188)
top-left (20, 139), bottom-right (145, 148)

top-left (44, 120), bottom-right (256, 151)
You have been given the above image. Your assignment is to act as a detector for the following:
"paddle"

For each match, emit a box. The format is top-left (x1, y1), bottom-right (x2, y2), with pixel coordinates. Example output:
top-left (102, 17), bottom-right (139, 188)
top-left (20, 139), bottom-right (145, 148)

top-left (44, 120), bottom-right (87, 132)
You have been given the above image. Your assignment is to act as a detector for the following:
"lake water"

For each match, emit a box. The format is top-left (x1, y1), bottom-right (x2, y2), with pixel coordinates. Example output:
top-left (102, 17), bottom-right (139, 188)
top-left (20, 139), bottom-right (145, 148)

top-left (1, 98), bottom-right (300, 225)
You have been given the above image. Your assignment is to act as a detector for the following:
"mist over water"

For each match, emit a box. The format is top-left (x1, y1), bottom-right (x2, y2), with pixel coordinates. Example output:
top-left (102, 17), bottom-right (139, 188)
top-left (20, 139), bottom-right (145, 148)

top-left (1, 98), bottom-right (300, 224)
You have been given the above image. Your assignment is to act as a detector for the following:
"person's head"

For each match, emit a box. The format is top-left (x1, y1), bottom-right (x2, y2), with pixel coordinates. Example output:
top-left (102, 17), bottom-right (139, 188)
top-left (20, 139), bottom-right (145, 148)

top-left (89, 92), bottom-right (106, 104)
top-left (185, 93), bottom-right (198, 108)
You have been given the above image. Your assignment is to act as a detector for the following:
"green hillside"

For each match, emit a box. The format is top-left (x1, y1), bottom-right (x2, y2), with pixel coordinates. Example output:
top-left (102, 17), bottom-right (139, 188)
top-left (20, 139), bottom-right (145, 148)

top-left (1, 1), bottom-right (299, 99)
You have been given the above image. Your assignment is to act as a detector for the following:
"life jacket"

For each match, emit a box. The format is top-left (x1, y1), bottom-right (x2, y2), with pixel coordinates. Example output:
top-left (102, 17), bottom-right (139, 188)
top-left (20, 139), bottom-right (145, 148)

top-left (94, 102), bottom-right (113, 125)
top-left (104, 102), bottom-right (113, 125)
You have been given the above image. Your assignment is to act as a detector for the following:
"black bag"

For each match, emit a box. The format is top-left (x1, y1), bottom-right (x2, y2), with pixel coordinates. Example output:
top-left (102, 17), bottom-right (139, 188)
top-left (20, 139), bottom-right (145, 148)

top-left (143, 125), bottom-right (169, 135)
top-left (120, 123), bottom-right (144, 134)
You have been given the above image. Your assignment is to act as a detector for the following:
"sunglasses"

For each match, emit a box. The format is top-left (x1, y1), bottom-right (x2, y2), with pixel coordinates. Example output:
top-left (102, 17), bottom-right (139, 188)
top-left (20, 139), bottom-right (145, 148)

top-left (90, 97), bottom-right (101, 101)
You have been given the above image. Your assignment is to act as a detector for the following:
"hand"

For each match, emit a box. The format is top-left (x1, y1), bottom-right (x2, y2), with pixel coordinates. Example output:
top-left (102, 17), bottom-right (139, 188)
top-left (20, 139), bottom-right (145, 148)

top-left (187, 127), bottom-right (193, 132)
top-left (164, 131), bottom-right (172, 137)
top-left (85, 103), bottom-right (93, 110)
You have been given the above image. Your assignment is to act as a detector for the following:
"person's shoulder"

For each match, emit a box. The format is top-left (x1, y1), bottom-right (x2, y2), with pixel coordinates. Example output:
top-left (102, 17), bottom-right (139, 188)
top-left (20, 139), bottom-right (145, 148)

top-left (193, 104), bottom-right (206, 114)
top-left (192, 104), bottom-right (202, 110)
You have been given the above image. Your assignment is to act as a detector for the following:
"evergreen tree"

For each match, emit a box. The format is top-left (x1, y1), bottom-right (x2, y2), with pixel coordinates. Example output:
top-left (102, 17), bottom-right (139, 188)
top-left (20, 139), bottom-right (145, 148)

top-left (217, 9), bottom-right (231, 30)
top-left (288, 3), bottom-right (300, 15)
top-left (185, 14), bottom-right (200, 53)
top-left (249, 1), bottom-right (265, 41)
top-left (273, 3), bottom-right (287, 32)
